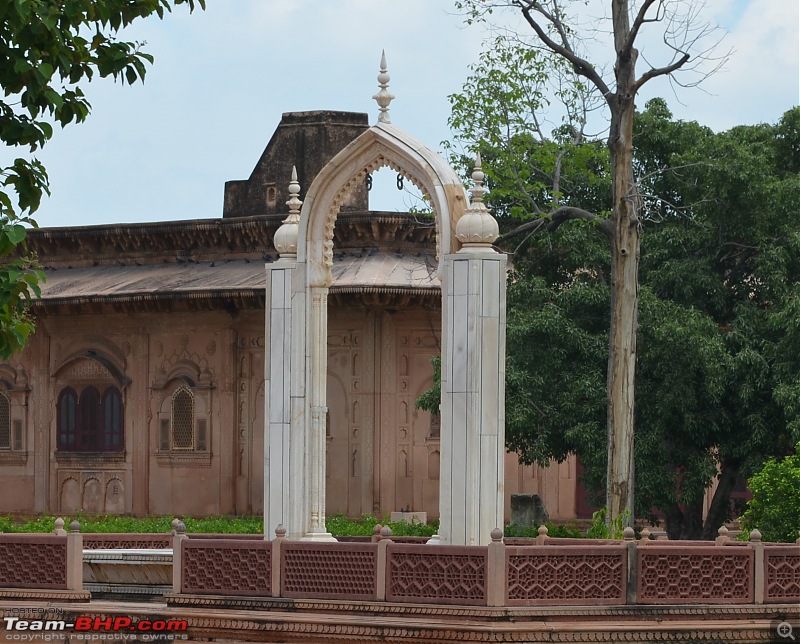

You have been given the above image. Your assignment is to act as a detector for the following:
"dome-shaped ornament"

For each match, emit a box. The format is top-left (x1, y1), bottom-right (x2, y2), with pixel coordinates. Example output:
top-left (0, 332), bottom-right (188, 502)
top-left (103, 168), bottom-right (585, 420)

top-left (274, 166), bottom-right (302, 258)
top-left (455, 152), bottom-right (499, 250)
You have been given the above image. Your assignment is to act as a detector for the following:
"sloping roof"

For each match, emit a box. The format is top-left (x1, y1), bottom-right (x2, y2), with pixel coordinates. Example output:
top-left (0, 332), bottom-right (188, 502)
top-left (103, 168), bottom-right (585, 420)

top-left (37, 254), bottom-right (440, 304)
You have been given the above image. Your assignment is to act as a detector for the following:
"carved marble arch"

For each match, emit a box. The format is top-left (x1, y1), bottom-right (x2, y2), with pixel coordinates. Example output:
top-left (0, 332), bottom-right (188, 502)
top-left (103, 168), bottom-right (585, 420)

top-left (297, 122), bottom-right (469, 286)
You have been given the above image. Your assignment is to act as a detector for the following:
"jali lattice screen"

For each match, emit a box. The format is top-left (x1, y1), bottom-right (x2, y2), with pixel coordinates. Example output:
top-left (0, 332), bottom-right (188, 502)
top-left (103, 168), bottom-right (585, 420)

top-left (764, 547), bottom-right (800, 603)
top-left (281, 542), bottom-right (378, 600)
top-left (0, 537), bottom-right (67, 589)
top-left (637, 546), bottom-right (753, 604)
top-left (386, 544), bottom-right (487, 606)
top-left (181, 539), bottom-right (271, 596)
top-left (505, 545), bottom-right (627, 605)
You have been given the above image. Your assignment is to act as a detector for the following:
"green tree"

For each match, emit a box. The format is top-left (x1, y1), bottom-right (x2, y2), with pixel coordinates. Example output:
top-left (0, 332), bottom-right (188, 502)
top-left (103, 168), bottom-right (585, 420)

top-left (455, 0), bottom-right (726, 525)
top-left (0, 0), bottom-right (204, 357)
top-left (493, 101), bottom-right (800, 539)
top-left (739, 445), bottom-right (800, 543)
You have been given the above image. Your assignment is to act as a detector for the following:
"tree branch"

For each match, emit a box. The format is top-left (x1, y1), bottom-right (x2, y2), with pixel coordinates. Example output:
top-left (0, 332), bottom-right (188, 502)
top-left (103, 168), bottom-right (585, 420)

top-left (623, 0), bottom-right (660, 55)
top-left (514, 1), bottom-right (614, 106)
top-left (634, 52), bottom-right (690, 93)
top-left (498, 206), bottom-right (612, 243)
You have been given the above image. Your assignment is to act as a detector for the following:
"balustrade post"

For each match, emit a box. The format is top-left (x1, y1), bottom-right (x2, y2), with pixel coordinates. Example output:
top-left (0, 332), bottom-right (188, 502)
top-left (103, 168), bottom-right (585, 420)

top-left (272, 525), bottom-right (286, 598)
top-left (66, 520), bottom-right (83, 592)
top-left (750, 529), bottom-right (764, 604)
top-left (486, 528), bottom-right (506, 607)
top-left (376, 526), bottom-right (392, 601)
top-left (623, 526), bottom-right (637, 605)
top-left (171, 520), bottom-right (187, 594)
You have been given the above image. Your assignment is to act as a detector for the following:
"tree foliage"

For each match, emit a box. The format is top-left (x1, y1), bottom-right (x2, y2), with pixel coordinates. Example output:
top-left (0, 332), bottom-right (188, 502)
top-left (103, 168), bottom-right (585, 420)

top-left (739, 444), bottom-right (800, 543)
top-left (0, 0), bottom-right (204, 357)
top-left (452, 0), bottom-right (727, 525)
top-left (494, 99), bottom-right (800, 539)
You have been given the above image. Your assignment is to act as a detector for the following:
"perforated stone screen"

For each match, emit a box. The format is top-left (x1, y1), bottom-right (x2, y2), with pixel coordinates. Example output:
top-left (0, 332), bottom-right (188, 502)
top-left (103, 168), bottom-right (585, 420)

top-left (0, 537), bottom-right (68, 589)
top-left (637, 545), bottom-right (754, 603)
top-left (505, 545), bottom-right (627, 606)
top-left (386, 544), bottom-right (487, 606)
top-left (172, 389), bottom-right (194, 449)
top-left (281, 542), bottom-right (378, 600)
top-left (83, 534), bottom-right (171, 549)
top-left (182, 539), bottom-right (271, 596)
top-left (764, 546), bottom-right (800, 603)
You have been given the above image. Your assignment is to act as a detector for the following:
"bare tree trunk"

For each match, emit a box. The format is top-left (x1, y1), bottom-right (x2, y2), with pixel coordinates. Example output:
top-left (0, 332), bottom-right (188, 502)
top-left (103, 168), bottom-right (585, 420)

top-left (605, 0), bottom-right (641, 527)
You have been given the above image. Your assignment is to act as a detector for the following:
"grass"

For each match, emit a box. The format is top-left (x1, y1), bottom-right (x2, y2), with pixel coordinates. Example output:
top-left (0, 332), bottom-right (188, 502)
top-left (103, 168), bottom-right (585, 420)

top-left (504, 522), bottom-right (584, 538)
top-left (1, 513), bottom-right (590, 539)
top-left (0, 513), bottom-right (436, 536)
top-left (0, 514), bottom-right (262, 534)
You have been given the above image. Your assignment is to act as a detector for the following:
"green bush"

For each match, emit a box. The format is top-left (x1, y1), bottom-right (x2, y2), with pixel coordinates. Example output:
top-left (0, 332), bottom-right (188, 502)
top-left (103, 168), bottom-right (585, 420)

top-left (585, 508), bottom-right (630, 540)
top-left (504, 522), bottom-right (583, 538)
top-left (740, 444), bottom-right (800, 543)
top-left (325, 513), bottom-right (438, 537)
top-left (0, 514), bottom-right (262, 534)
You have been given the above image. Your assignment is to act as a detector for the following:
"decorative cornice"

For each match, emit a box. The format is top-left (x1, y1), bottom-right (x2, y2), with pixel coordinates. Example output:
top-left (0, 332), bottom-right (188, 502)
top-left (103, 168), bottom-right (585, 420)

top-left (26, 212), bottom-right (437, 266)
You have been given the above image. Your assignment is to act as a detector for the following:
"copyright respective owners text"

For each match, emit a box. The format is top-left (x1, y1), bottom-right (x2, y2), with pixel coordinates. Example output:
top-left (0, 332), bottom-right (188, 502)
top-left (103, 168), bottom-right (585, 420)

top-left (1, 607), bottom-right (189, 642)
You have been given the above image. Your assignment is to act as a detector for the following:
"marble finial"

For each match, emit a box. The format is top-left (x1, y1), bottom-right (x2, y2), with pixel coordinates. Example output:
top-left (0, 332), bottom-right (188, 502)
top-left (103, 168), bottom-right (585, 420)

top-left (455, 152), bottom-right (499, 249)
top-left (273, 166), bottom-right (302, 259)
top-left (286, 166), bottom-right (302, 215)
top-left (372, 50), bottom-right (394, 124)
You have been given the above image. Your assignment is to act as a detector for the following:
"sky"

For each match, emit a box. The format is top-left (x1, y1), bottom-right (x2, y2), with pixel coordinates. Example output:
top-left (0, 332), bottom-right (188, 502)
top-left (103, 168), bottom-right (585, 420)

top-left (18, 0), bottom-right (800, 228)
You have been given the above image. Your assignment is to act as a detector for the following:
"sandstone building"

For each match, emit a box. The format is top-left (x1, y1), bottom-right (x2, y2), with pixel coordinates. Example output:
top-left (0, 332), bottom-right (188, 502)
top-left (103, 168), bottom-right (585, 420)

top-left (0, 110), bottom-right (580, 522)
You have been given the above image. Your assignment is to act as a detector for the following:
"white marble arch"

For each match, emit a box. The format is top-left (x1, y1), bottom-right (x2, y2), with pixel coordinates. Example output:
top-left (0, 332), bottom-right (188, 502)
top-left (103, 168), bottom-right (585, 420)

top-left (265, 76), bottom-right (506, 545)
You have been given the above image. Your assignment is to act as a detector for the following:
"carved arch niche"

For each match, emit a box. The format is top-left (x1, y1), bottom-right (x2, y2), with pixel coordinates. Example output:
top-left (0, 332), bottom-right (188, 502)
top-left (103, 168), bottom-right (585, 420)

top-left (0, 362), bottom-right (29, 464)
top-left (152, 358), bottom-right (214, 467)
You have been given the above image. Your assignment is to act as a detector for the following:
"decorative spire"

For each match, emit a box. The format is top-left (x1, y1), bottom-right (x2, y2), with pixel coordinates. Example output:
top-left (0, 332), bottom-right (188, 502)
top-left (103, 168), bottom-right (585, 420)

top-left (372, 50), bottom-right (394, 124)
top-left (273, 166), bottom-right (302, 259)
top-left (455, 153), bottom-right (499, 251)
top-left (470, 151), bottom-right (486, 204)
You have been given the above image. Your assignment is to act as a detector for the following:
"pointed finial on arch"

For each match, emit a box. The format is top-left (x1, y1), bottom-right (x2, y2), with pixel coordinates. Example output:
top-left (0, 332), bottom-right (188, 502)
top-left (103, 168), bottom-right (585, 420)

top-left (470, 151), bottom-right (486, 204)
top-left (286, 165), bottom-right (302, 215)
top-left (373, 49), bottom-right (394, 124)
top-left (273, 165), bottom-right (302, 259)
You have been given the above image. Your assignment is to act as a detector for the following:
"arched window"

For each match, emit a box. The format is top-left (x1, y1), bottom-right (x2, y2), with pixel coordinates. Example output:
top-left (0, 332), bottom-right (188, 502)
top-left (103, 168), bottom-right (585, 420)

top-left (79, 387), bottom-right (101, 451)
top-left (171, 387), bottom-right (194, 450)
top-left (102, 387), bottom-right (123, 451)
top-left (57, 385), bottom-right (124, 452)
top-left (0, 392), bottom-right (10, 450)
top-left (57, 388), bottom-right (78, 451)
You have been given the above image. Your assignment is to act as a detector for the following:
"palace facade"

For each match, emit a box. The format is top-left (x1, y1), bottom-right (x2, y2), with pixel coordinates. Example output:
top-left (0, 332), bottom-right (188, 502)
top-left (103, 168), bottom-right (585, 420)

top-left (0, 110), bottom-right (580, 522)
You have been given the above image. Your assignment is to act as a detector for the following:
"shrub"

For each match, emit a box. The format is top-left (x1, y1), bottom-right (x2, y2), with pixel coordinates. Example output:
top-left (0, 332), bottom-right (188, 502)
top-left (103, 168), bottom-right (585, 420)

top-left (504, 522), bottom-right (583, 538)
top-left (740, 444), bottom-right (800, 543)
top-left (585, 507), bottom-right (630, 539)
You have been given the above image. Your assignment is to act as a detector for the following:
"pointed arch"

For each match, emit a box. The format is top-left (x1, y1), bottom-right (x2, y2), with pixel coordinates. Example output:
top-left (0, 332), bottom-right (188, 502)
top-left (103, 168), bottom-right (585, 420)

top-left (297, 121), bottom-right (468, 286)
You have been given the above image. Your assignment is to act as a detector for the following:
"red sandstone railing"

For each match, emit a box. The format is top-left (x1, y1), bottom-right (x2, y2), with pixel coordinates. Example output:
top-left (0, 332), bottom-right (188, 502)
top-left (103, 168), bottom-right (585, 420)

top-left (0, 519), bottom-right (83, 593)
top-left (172, 524), bottom-right (800, 608)
top-left (83, 533), bottom-right (172, 549)
top-left (1, 518), bottom-right (797, 609)
top-left (180, 538), bottom-right (272, 596)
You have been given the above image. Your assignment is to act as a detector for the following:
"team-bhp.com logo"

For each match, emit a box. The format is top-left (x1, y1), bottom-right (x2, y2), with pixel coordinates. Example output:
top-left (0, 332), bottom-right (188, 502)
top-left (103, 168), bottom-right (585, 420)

top-left (3, 614), bottom-right (188, 640)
